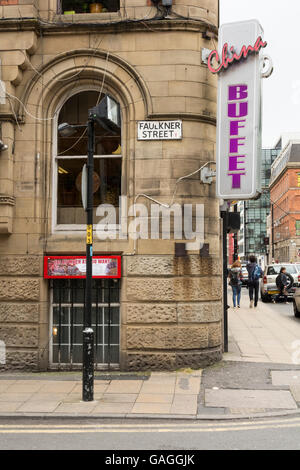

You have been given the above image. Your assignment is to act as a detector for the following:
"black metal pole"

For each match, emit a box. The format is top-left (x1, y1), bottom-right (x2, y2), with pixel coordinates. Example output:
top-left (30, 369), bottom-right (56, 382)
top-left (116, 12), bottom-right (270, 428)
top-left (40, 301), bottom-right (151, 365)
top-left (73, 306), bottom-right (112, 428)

top-left (221, 211), bottom-right (229, 353)
top-left (244, 201), bottom-right (248, 261)
top-left (82, 118), bottom-right (95, 402)
top-left (271, 202), bottom-right (274, 260)
top-left (233, 204), bottom-right (238, 261)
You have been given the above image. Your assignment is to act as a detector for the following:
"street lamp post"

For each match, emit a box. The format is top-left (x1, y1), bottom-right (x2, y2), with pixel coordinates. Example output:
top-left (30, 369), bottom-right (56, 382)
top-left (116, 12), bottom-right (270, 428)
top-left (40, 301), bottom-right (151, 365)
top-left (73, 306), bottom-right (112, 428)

top-left (58, 120), bottom-right (94, 402)
top-left (82, 117), bottom-right (95, 402)
top-left (58, 94), bottom-right (121, 402)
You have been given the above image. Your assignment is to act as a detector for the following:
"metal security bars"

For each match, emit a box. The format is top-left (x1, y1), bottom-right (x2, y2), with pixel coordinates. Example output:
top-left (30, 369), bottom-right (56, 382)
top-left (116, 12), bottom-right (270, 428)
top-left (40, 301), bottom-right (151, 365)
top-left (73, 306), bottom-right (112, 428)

top-left (50, 278), bottom-right (120, 369)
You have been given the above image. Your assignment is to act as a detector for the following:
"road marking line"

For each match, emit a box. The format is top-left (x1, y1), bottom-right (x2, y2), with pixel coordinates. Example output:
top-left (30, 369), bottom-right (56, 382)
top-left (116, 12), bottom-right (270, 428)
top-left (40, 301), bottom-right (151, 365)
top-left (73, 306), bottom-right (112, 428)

top-left (0, 422), bottom-right (300, 434)
top-left (0, 417), bottom-right (300, 429)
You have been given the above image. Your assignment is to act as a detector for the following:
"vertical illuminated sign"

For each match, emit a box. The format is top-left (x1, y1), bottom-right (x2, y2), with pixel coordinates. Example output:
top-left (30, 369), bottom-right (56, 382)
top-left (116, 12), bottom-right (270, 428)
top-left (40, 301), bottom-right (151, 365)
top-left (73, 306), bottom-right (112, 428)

top-left (215, 20), bottom-right (266, 200)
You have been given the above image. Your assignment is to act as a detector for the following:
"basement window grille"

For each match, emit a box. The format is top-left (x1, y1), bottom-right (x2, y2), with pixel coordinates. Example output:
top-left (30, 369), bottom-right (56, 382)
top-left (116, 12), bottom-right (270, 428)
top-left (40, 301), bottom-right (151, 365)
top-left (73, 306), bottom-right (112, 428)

top-left (50, 278), bottom-right (120, 369)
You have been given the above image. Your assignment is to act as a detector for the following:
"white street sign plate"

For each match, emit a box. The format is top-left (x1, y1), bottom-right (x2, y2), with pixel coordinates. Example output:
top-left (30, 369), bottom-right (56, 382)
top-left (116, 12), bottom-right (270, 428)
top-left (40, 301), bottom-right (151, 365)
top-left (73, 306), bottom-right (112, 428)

top-left (138, 120), bottom-right (182, 140)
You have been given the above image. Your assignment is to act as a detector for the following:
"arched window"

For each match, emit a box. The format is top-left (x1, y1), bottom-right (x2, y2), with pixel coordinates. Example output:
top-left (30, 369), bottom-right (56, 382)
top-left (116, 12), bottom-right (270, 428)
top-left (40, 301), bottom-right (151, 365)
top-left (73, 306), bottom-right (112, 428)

top-left (54, 90), bottom-right (122, 230)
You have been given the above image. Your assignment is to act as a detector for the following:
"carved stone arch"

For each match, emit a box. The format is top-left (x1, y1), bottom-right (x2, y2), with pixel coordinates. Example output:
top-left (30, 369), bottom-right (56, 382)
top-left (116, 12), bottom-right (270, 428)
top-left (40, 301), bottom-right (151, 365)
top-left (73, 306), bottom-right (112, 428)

top-left (17, 50), bottom-right (150, 233)
top-left (20, 49), bottom-right (152, 123)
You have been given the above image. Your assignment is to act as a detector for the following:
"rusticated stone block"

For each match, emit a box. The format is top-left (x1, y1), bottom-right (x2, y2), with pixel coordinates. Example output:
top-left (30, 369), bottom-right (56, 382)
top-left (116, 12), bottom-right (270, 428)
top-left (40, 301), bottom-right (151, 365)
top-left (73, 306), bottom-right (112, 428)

top-left (126, 277), bottom-right (222, 302)
top-left (125, 303), bottom-right (177, 324)
top-left (0, 350), bottom-right (38, 371)
top-left (177, 302), bottom-right (222, 323)
top-left (127, 327), bottom-right (175, 350)
top-left (176, 326), bottom-right (209, 349)
top-left (126, 326), bottom-right (209, 350)
top-left (175, 347), bottom-right (222, 370)
top-left (0, 279), bottom-right (39, 301)
top-left (0, 256), bottom-right (40, 276)
top-left (125, 352), bottom-right (176, 371)
top-left (0, 326), bottom-right (38, 347)
top-left (0, 303), bottom-right (39, 323)
top-left (208, 322), bottom-right (222, 347)
top-left (125, 255), bottom-right (222, 277)
top-left (125, 348), bottom-right (222, 371)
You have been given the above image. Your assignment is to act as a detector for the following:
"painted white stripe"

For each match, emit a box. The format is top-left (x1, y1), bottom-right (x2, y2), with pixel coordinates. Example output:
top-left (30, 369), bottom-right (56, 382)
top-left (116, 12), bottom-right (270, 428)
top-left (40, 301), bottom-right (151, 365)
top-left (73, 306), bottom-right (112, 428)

top-left (0, 420), bottom-right (300, 434)
top-left (0, 417), bottom-right (300, 429)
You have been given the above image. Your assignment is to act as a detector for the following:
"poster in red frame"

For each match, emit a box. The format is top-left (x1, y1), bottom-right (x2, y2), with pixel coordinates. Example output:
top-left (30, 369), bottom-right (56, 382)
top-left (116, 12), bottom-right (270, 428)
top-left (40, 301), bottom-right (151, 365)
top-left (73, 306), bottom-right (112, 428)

top-left (44, 256), bottom-right (121, 279)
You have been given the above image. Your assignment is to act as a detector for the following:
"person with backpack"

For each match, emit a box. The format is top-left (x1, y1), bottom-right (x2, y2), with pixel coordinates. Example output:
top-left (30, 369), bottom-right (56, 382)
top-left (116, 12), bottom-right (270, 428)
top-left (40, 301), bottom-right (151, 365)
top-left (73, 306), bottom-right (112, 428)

top-left (246, 256), bottom-right (263, 308)
top-left (275, 267), bottom-right (288, 304)
top-left (228, 260), bottom-right (243, 309)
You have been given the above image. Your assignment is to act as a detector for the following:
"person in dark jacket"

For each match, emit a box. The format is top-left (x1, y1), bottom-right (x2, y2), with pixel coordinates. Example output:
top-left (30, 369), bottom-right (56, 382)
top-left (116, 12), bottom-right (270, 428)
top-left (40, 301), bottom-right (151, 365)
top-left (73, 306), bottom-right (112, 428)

top-left (246, 256), bottom-right (262, 308)
top-left (275, 267), bottom-right (288, 304)
top-left (228, 260), bottom-right (243, 308)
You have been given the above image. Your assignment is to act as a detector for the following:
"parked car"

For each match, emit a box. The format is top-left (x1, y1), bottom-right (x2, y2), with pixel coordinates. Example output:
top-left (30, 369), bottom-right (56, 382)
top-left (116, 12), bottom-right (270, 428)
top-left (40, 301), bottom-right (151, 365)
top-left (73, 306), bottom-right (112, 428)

top-left (293, 288), bottom-right (300, 318)
top-left (260, 263), bottom-right (300, 302)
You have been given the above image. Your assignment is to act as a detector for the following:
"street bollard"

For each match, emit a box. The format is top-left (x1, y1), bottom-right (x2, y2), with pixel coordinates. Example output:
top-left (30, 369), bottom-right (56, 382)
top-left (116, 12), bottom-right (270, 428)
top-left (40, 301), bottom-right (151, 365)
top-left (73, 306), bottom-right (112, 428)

top-left (82, 327), bottom-right (94, 402)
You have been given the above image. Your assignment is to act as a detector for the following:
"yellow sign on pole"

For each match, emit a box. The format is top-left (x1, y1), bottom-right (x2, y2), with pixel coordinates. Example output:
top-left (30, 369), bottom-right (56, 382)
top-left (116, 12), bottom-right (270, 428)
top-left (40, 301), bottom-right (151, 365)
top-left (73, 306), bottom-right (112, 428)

top-left (86, 225), bottom-right (93, 245)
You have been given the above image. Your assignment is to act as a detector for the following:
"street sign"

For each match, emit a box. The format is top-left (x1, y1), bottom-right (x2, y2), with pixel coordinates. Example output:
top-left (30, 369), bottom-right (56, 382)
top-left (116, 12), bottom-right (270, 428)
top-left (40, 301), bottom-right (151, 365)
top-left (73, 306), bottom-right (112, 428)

top-left (137, 120), bottom-right (182, 140)
top-left (214, 20), bottom-right (266, 200)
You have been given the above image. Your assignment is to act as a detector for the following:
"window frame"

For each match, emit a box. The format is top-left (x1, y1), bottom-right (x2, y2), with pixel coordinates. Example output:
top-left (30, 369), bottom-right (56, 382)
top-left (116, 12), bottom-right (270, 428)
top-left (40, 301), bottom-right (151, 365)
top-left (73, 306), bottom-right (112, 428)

top-left (52, 87), bottom-right (122, 234)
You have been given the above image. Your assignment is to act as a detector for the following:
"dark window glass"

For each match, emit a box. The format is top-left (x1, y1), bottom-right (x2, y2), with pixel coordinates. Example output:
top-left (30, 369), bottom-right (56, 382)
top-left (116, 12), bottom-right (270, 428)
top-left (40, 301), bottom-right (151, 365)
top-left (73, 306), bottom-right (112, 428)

top-left (59, 0), bottom-right (120, 14)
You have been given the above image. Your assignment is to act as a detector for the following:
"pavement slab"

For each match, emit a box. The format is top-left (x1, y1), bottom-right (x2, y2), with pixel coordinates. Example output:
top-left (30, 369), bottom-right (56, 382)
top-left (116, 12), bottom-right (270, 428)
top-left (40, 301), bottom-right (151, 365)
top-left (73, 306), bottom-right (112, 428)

top-left (205, 389), bottom-right (298, 410)
top-left (171, 394), bottom-right (198, 414)
top-left (92, 403), bottom-right (134, 414)
top-left (271, 371), bottom-right (300, 386)
top-left (105, 380), bottom-right (143, 394)
top-left (174, 377), bottom-right (201, 395)
top-left (38, 381), bottom-right (77, 394)
top-left (17, 401), bottom-right (62, 413)
top-left (0, 393), bottom-right (33, 402)
top-left (100, 393), bottom-right (138, 403)
top-left (26, 393), bottom-right (68, 402)
top-left (5, 381), bottom-right (45, 393)
top-left (131, 403), bottom-right (172, 414)
top-left (0, 402), bottom-right (23, 412)
top-left (54, 401), bottom-right (98, 414)
top-left (140, 383), bottom-right (175, 395)
top-left (0, 381), bottom-right (16, 393)
top-left (136, 394), bottom-right (174, 404)
top-left (290, 385), bottom-right (300, 403)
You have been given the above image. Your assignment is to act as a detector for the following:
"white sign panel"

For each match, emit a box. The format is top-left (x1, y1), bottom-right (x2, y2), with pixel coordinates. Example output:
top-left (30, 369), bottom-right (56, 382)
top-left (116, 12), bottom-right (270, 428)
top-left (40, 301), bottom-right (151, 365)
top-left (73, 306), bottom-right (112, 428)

top-left (138, 120), bottom-right (182, 140)
top-left (215, 20), bottom-right (265, 200)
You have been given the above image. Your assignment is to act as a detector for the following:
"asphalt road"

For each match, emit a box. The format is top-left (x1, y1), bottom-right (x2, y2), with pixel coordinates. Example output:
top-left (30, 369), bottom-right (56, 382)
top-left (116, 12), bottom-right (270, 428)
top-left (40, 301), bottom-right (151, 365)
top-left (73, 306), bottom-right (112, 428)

top-left (0, 417), bottom-right (300, 450)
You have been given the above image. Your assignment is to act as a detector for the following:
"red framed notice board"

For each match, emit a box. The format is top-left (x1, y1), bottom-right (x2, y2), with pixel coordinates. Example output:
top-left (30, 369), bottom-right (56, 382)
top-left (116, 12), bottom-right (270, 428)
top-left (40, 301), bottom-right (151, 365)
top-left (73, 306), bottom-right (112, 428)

top-left (44, 256), bottom-right (121, 279)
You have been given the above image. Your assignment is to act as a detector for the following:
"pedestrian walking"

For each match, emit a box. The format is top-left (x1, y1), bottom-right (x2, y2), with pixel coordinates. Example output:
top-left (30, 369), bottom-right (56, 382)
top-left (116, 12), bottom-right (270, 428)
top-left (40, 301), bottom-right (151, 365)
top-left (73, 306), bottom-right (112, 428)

top-left (246, 256), bottom-right (262, 308)
top-left (275, 267), bottom-right (289, 304)
top-left (228, 260), bottom-right (243, 309)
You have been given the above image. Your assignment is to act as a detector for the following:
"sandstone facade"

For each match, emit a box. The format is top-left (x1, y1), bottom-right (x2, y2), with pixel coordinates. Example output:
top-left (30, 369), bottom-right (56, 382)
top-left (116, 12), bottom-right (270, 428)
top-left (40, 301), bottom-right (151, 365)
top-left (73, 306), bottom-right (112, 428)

top-left (0, 0), bottom-right (222, 371)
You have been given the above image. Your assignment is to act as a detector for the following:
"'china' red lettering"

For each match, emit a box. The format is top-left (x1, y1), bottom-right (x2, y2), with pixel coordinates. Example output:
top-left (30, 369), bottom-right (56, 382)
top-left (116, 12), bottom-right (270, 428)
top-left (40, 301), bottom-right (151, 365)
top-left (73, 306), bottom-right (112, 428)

top-left (208, 36), bottom-right (267, 74)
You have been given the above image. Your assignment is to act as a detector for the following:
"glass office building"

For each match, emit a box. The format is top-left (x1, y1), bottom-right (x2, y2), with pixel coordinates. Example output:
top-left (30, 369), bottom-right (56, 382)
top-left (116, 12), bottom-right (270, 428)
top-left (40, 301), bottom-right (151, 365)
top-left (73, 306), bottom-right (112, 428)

top-left (238, 148), bottom-right (281, 261)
